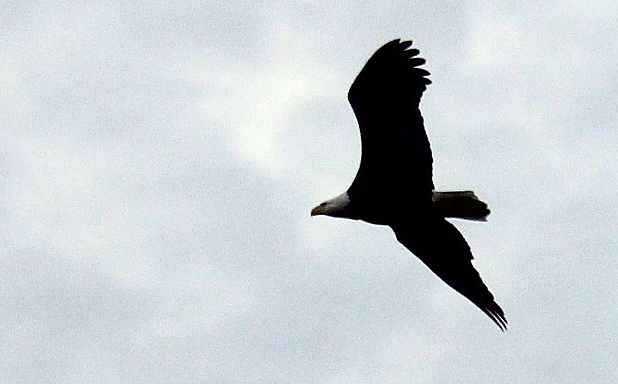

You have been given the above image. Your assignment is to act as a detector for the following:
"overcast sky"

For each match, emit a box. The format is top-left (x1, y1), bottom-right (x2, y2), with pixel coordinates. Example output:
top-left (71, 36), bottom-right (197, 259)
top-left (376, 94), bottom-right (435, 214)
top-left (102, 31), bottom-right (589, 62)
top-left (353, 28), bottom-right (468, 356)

top-left (1, 1), bottom-right (617, 383)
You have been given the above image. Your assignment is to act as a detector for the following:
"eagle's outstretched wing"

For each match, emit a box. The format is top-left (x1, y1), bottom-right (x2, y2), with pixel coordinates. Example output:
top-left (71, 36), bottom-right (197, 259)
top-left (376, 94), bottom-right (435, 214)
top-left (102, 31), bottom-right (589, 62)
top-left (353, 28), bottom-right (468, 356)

top-left (347, 39), bottom-right (434, 202)
top-left (391, 217), bottom-right (507, 330)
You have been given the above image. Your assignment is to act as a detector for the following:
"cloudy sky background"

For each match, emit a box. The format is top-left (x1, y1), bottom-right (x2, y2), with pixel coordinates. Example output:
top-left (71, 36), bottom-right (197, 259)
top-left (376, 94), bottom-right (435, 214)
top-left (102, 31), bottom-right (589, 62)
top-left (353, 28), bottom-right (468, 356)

top-left (1, 1), bottom-right (617, 383)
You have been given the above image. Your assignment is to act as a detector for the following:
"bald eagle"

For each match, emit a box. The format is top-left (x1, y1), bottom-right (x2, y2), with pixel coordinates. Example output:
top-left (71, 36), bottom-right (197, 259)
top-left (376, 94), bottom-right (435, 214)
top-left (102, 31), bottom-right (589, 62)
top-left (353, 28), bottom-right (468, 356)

top-left (311, 39), bottom-right (507, 330)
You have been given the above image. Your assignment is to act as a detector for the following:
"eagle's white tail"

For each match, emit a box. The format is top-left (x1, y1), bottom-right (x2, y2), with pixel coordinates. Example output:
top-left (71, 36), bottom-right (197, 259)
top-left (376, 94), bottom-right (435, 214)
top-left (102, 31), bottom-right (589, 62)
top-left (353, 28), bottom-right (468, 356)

top-left (431, 191), bottom-right (490, 221)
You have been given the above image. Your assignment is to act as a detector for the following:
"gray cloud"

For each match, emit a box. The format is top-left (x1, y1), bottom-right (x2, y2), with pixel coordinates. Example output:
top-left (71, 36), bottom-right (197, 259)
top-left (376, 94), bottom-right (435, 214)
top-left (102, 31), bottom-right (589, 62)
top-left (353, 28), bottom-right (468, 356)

top-left (1, 1), bottom-right (617, 383)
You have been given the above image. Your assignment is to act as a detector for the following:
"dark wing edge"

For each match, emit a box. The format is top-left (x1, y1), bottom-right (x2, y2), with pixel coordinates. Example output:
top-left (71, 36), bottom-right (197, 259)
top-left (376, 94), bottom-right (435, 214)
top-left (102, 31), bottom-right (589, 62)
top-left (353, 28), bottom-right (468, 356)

top-left (392, 218), bottom-right (508, 331)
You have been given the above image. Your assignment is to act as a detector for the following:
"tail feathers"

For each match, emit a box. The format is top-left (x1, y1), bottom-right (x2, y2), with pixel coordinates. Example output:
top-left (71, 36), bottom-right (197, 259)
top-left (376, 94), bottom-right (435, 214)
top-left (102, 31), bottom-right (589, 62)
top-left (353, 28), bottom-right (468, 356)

top-left (432, 191), bottom-right (490, 221)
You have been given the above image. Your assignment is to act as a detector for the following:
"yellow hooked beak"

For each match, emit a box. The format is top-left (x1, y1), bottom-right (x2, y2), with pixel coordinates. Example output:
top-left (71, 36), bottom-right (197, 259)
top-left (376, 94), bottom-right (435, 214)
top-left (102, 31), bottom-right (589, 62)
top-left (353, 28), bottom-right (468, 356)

top-left (311, 205), bottom-right (325, 216)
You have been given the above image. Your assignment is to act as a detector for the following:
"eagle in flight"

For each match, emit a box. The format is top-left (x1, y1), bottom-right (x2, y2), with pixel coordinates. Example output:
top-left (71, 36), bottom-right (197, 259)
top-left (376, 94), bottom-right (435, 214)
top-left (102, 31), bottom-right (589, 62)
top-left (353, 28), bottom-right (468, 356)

top-left (311, 39), bottom-right (507, 330)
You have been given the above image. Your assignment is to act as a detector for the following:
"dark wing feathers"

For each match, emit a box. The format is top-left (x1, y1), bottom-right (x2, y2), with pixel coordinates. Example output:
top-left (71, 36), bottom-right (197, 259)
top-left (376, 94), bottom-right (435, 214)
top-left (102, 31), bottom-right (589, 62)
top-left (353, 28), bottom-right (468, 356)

top-left (347, 39), bottom-right (434, 201)
top-left (392, 218), bottom-right (508, 330)
top-left (348, 39), bottom-right (431, 117)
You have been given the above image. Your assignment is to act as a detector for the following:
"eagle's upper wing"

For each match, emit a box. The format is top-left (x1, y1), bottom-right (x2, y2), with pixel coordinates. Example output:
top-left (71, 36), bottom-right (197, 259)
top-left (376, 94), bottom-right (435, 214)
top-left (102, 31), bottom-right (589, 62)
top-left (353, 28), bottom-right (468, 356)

top-left (347, 39), bottom-right (434, 200)
top-left (391, 217), bottom-right (507, 330)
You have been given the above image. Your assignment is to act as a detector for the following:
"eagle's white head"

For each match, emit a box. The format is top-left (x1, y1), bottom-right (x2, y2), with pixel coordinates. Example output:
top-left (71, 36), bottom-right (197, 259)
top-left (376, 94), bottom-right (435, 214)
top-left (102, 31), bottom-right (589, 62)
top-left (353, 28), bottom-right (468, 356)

top-left (311, 192), bottom-right (350, 217)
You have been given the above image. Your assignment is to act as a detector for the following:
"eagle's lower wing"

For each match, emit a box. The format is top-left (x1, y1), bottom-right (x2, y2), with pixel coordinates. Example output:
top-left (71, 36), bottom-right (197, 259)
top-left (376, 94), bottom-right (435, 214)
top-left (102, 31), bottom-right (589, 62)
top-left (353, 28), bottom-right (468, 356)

top-left (347, 39), bottom-right (434, 198)
top-left (391, 217), bottom-right (507, 330)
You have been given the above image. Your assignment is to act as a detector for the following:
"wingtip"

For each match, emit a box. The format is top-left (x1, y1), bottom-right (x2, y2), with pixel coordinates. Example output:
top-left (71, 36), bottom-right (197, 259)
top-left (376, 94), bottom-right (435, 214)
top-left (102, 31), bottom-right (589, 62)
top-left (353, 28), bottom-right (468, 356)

top-left (399, 40), bottom-right (413, 49)
top-left (482, 306), bottom-right (508, 331)
top-left (382, 38), bottom-right (414, 52)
